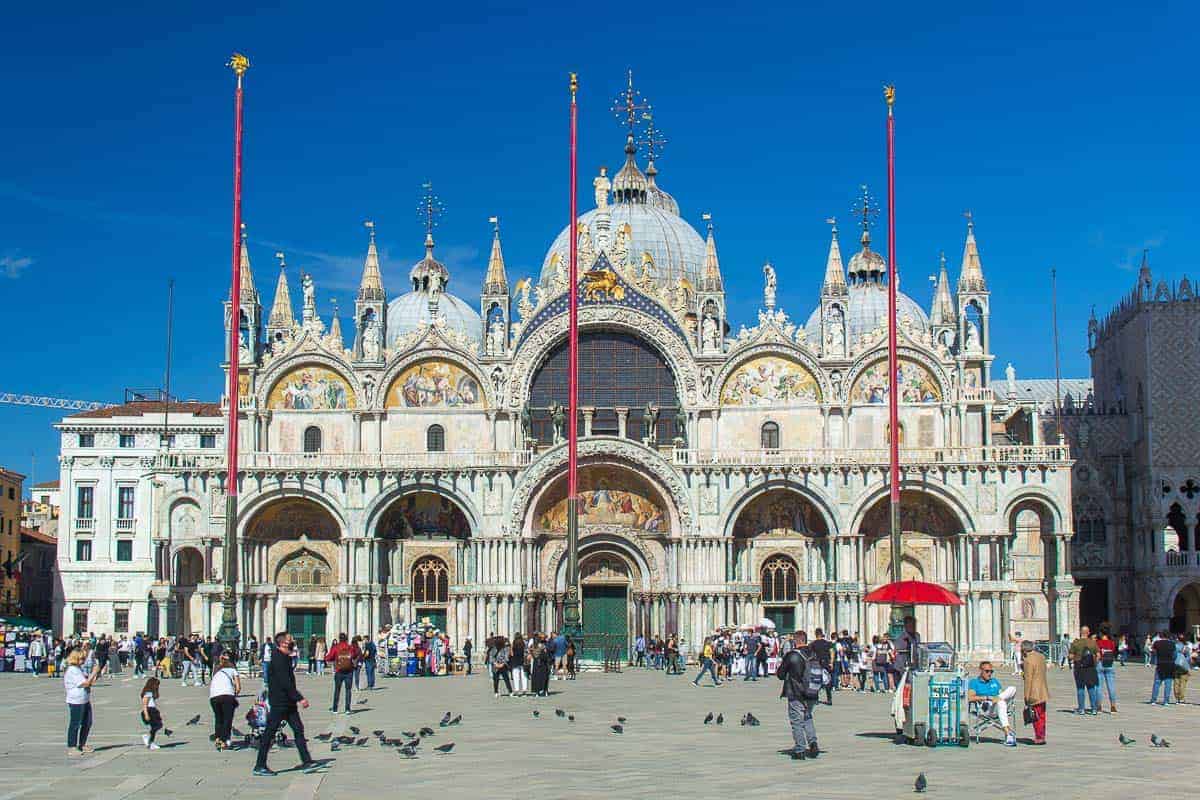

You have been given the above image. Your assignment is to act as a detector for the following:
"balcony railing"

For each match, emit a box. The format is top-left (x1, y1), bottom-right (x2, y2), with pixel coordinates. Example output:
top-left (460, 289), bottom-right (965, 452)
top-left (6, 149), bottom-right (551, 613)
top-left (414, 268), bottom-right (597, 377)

top-left (75, 517), bottom-right (94, 531)
top-left (960, 387), bottom-right (996, 403)
top-left (153, 450), bottom-right (534, 471)
top-left (1161, 550), bottom-right (1200, 568)
top-left (115, 517), bottom-right (135, 532)
top-left (672, 444), bottom-right (1071, 467)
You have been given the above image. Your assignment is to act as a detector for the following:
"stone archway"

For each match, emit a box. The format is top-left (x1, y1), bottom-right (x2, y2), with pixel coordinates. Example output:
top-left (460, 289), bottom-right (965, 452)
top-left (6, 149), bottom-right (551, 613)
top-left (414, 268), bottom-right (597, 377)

top-left (172, 546), bottom-right (204, 635)
top-left (1171, 582), bottom-right (1200, 635)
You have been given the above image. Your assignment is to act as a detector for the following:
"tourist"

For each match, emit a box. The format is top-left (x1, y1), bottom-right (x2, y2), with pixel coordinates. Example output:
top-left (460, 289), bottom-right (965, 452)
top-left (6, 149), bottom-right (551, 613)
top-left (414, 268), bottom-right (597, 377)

top-left (1147, 630), bottom-right (1176, 705)
top-left (510, 634), bottom-right (529, 695)
top-left (533, 634), bottom-right (553, 696)
top-left (854, 637), bottom-right (870, 691)
top-left (1020, 640), bottom-right (1049, 745)
top-left (634, 634), bottom-right (646, 667)
top-left (94, 635), bottom-right (111, 678)
top-left (1069, 625), bottom-right (1101, 714)
top-left (63, 648), bottom-right (97, 756)
top-left (743, 629), bottom-right (761, 682)
top-left (665, 636), bottom-right (681, 675)
top-left (28, 634), bottom-right (46, 675)
top-left (361, 634), bottom-right (377, 689)
top-left (757, 630), bottom-right (772, 678)
top-left (967, 661), bottom-right (1017, 746)
top-left (550, 630), bottom-right (568, 679)
top-left (1172, 633), bottom-right (1192, 703)
top-left (871, 635), bottom-right (891, 691)
top-left (810, 629), bottom-right (834, 705)
top-left (178, 636), bottom-right (197, 687)
top-left (314, 637), bottom-right (327, 675)
top-left (260, 637), bottom-right (272, 689)
top-left (1095, 624), bottom-right (1119, 712)
top-left (253, 632), bottom-right (315, 776)
top-left (325, 633), bottom-right (360, 713)
top-left (131, 633), bottom-right (145, 677)
top-left (1117, 634), bottom-right (1130, 666)
top-left (210, 653), bottom-right (241, 750)
top-left (462, 637), bottom-right (473, 675)
top-left (307, 635), bottom-right (318, 674)
top-left (776, 630), bottom-right (820, 760)
top-left (1144, 634), bottom-right (1154, 666)
top-left (351, 636), bottom-right (365, 687)
top-left (139, 676), bottom-right (165, 750)
top-left (488, 636), bottom-right (513, 697)
top-left (566, 637), bottom-right (578, 679)
top-left (691, 637), bottom-right (721, 687)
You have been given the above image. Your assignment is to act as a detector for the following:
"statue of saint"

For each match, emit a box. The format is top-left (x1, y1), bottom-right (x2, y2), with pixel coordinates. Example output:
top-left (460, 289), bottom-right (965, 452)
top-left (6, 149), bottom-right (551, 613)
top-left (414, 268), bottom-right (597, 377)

top-left (673, 412), bottom-right (687, 445)
top-left (702, 313), bottom-right (720, 352)
top-left (550, 402), bottom-right (566, 444)
top-left (593, 167), bottom-right (610, 210)
top-left (964, 320), bottom-right (981, 352)
top-left (762, 262), bottom-right (777, 310)
top-left (363, 319), bottom-right (381, 360)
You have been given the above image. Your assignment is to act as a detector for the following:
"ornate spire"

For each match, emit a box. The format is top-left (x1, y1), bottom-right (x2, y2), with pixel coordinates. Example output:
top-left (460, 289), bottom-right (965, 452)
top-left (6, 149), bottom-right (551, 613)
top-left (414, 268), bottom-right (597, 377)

top-left (268, 251), bottom-right (295, 329)
top-left (611, 71), bottom-right (649, 204)
top-left (483, 216), bottom-right (509, 295)
top-left (821, 217), bottom-right (848, 296)
top-left (956, 211), bottom-right (987, 292)
top-left (846, 186), bottom-right (884, 283)
top-left (357, 220), bottom-right (385, 302)
top-left (238, 223), bottom-right (258, 302)
top-left (1137, 248), bottom-right (1152, 291)
top-left (700, 213), bottom-right (723, 291)
top-left (411, 183), bottom-right (450, 293)
top-left (326, 298), bottom-right (344, 350)
top-left (929, 251), bottom-right (956, 325)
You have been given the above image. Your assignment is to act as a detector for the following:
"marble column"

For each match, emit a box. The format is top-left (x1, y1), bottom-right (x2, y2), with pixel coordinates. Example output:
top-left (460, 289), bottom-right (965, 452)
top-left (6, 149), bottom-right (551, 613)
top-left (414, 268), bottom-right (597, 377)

top-left (581, 407), bottom-right (594, 437)
top-left (615, 407), bottom-right (628, 438)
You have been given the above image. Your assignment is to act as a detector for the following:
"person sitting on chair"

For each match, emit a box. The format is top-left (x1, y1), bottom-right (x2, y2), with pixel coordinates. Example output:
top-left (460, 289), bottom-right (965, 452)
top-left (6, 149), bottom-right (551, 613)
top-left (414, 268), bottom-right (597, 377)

top-left (967, 661), bottom-right (1017, 747)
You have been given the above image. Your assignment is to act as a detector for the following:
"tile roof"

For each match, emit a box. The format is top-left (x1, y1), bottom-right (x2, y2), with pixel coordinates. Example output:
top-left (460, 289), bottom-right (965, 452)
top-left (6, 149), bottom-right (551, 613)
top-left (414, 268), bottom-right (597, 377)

top-left (20, 526), bottom-right (56, 545)
top-left (69, 401), bottom-right (222, 419)
top-left (32, 480), bottom-right (59, 489)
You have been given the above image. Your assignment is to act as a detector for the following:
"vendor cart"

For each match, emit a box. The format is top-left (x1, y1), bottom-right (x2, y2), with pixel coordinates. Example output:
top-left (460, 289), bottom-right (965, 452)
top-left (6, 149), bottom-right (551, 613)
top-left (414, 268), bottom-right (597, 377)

top-left (901, 642), bottom-right (969, 747)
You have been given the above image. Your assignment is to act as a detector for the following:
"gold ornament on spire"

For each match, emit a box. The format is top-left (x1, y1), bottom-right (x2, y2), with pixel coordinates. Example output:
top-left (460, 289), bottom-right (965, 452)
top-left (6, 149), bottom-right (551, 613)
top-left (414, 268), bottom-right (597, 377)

top-left (227, 53), bottom-right (250, 77)
top-left (884, 84), bottom-right (895, 107)
top-left (570, 72), bottom-right (578, 99)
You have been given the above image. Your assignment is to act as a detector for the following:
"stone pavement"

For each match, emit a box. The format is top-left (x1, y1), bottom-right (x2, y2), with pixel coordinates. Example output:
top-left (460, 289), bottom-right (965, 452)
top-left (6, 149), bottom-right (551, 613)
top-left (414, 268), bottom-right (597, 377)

top-left (0, 663), bottom-right (1194, 799)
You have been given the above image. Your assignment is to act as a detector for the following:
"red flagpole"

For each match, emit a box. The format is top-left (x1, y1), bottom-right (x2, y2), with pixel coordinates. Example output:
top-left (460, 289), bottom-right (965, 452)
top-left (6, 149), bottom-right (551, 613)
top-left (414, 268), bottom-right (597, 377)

top-left (885, 85), bottom-right (901, 586)
top-left (565, 73), bottom-right (582, 633)
top-left (218, 53), bottom-right (249, 651)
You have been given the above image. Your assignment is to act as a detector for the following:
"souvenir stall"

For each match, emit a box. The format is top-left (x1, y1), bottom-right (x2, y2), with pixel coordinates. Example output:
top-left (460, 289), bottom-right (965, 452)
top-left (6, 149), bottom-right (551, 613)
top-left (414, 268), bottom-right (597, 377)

top-left (379, 620), bottom-right (452, 677)
top-left (0, 617), bottom-right (49, 674)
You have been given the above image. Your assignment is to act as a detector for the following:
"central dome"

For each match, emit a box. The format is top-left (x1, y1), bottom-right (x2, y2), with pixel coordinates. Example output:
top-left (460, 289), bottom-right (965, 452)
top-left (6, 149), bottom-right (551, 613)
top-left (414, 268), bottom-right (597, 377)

top-left (386, 235), bottom-right (482, 346)
top-left (804, 281), bottom-right (930, 344)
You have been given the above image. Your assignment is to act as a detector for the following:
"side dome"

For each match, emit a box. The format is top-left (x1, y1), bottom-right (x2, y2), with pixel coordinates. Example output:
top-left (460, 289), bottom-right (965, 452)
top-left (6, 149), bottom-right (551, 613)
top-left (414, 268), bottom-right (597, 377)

top-left (386, 292), bottom-right (481, 346)
top-left (804, 282), bottom-right (930, 344)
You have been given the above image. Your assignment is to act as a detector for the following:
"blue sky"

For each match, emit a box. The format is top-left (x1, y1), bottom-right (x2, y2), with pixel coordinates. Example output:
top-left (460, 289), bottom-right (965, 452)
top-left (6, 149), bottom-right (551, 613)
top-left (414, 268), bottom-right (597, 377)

top-left (2, 2), bottom-right (1197, 491)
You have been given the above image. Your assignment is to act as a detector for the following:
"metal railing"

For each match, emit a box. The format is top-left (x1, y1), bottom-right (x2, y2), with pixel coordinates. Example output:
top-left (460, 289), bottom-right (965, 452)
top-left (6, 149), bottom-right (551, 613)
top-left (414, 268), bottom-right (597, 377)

top-left (672, 444), bottom-right (1070, 467)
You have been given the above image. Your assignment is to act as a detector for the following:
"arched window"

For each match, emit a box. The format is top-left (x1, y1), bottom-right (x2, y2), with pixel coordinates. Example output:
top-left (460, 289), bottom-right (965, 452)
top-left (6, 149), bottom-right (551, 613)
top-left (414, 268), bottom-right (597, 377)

top-left (760, 421), bottom-right (780, 450)
top-left (426, 424), bottom-right (445, 452)
top-left (761, 556), bottom-right (798, 603)
top-left (412, 556), bottom-right (449, 603)
top-left (1074, 497), bottom-right (1106, 545)
top-left (303, 426), bottom-right (322, 453)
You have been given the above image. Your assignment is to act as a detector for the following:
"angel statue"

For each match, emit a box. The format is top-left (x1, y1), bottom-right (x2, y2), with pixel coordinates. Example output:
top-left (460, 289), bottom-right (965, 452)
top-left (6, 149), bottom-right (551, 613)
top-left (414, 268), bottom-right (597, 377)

top-left (763, 262), bottom-right (777, 310)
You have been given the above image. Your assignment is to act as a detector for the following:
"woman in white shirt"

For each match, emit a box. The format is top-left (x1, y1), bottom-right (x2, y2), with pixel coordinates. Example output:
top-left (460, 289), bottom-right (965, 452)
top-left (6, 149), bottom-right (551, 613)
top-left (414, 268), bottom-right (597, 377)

top-left (209, 654), bottom-right (241, 750)
top-left (62, 648), bottom-right (97, 755)
top-left (139, 677), bottom-right (164, 750)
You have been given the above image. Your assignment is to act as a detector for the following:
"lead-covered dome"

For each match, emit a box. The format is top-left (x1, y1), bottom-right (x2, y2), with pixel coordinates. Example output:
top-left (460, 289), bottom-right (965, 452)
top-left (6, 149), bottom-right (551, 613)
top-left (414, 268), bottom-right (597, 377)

top-left (386, 235), bottom-right (481, 346)
top-left (804, 241), bottom-right (929, 343)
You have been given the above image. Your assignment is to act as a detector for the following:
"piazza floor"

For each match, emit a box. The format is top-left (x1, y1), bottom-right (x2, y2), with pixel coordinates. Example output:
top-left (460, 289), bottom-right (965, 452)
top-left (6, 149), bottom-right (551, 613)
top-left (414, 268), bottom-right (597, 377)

top-left (0, 662), bottom-right (1194, 799)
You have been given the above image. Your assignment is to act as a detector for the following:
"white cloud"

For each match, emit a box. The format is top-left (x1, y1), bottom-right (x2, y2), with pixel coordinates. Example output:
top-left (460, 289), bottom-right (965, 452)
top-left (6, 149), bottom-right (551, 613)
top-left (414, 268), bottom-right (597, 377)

top-left (0, 253), bottom-right (33, 278)
top-left (1116, 234), bottom-right (1166, 272)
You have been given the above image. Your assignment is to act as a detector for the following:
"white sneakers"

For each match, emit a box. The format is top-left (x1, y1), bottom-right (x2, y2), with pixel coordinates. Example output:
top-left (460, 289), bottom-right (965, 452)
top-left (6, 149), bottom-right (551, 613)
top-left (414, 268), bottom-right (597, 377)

top-left (142, 734), bottom-right (149, 748)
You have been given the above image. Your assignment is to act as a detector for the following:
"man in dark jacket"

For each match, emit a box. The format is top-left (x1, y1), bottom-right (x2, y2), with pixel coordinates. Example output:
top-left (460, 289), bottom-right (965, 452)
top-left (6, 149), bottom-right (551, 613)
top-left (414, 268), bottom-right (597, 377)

top-left (809, 629), bottom-right (834, 705)
top-left (254, 632), bottom-right (315, 776)
top-left (777, 630), bottom-right (820, 761)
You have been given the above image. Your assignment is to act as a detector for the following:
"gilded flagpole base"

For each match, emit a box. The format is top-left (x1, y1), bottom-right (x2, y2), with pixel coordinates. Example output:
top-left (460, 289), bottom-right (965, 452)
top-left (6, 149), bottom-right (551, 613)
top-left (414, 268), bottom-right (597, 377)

top-left (563, 497), bottom-right (583, 636)
top-left (216, 493), bottom-right (242, 655)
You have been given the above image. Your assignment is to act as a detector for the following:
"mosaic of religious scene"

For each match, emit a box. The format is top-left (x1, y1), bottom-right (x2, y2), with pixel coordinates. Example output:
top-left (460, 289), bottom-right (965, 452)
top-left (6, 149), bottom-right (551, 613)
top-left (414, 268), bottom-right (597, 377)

top-left (536, 468), bottom-right (666, 533)
top-left (720, 356), bottom-right (821, 406)
top-left (377, 492), bottom-right (471, 540)
top-left (247, 498), bottom-right (340, 540)
top-left (860, 490), bottom-right (960, 537)
top-left (733, 490), bottom-right (829, 538)
top-left (267, 366), bottom-right (354, 410)
top-left (850, 359), bottom-right (941, 404)
top-left (387, 360), bottom-right (482, 408)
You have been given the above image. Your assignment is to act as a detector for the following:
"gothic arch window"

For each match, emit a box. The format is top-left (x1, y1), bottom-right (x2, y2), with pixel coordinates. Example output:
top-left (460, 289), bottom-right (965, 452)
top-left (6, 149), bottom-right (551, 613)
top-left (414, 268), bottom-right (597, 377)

top-left (412, 556), bottom-right (449, 604)
top-left (1167, 503), bottom-right (1189, 551)
top-left (277, 550), bottom-right (332, 589)
top-left (303, 426), bottom-right (322, 453)
top-left (760, 421), bottom-right (780, 450)
top-left (1074, 497), bottom-right (1106, 545)
top-left (426, 424), bottom-right (445, 452)
top-left (761, 556), bottom-right (798, 603)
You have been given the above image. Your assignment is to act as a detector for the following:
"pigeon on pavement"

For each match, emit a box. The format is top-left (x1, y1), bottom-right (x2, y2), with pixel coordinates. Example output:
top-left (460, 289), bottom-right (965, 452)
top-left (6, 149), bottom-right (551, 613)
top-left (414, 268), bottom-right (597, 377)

top-left (402, 731), bottom-right (417, 738)
top-left (532, 710), bottom-right (540, 718)
top-left (355, 737), bottom-right (368, 747)
top-left (716, 714), bottom-right (724, 725)
top-left (703, 712), bottom-right (714, 725)
top-left (186, 715), bottom-right (201, 726)
top-left (314, 732), bottom-right (332, 742)
top-left (568, 714), bottom-right (575, 722)
top-left (610, 724), bottom-right (624, 734)
top-left (440, 712), bottom-right (452, 727)
top-left (373, 730), bottom-right (384, 737)
top-left (349, 726), bottom-right (360, 735)
top-left (398, 745), bottom-right (418, 758)
top-left (555, 709), bottom-right (565, 718)
top-left (1151, 734), bottom-right (1171, 748)
top-left (1118, 732), bottom-right (1136, 746)
top-left (448, 715), bottom-right (462, 726)
top-left (419, 727), bottom-right (435, 737)
top-left (356, 698), bottom-right (368, 705)
top-left (617, 716), bottom-right (627, 724)
top-left (914, 773), bottom-right (927, 793)
top-left (434, 742), bottom-right (455, 754)
top-left (744, 713), bottom-right (761, 727)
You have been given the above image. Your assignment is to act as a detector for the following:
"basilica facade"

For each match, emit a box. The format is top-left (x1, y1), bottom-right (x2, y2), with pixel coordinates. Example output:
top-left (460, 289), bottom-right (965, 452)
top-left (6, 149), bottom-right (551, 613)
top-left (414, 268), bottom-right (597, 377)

top-left (54, 128), bottom-right (1078, 660)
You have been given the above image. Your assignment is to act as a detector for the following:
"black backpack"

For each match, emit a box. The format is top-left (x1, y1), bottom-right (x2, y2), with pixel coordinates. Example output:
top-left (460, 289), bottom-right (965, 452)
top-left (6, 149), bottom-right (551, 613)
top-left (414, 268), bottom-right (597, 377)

top-left (798, 651), bottom-right (826, 699)
top-left (1076, 646), bottom-right (1095, 669)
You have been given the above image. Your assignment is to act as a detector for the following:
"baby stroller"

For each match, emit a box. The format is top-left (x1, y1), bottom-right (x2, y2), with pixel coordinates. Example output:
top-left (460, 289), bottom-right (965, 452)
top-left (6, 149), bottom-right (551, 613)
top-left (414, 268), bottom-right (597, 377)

top-left (243, 691), bottom-right (287, 748)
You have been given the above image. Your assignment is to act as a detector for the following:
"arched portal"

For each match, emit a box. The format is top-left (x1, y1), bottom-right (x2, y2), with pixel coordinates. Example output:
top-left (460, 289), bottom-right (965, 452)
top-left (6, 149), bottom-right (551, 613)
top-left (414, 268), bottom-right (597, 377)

top-left (528, 330), bottom-right (680, 444)
top-left (1172, 582), bottom-right (1200, 635)
top-left (172, 546), bottom-right (204, 635)
top-left (533, 465), bottom-right (670, 536)
top-left (1009, 498), bottom-right (1060, 640)
top-left (860, 491), bottom-right (964, 646)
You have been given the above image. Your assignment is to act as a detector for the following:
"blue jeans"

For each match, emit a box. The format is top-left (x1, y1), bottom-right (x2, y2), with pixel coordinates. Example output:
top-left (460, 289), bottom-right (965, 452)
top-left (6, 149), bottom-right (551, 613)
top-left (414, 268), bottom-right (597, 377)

top-left (692, 658), bottom-right (720, 686)
top-left (1097, 665), bottom-right (1118, 706)
top-left (67, 702), bottom-right (92, 749)
top-left (332, 671), bottom-right (353, 710)
top-left (871, 669), bottom-right (887, 692)
top-left (364, 660), bottom-right (376, 689)
top-left (1075, 683), bottom-right (1100, 712)
top-left (1150, 674), bottom-right (1174, 704)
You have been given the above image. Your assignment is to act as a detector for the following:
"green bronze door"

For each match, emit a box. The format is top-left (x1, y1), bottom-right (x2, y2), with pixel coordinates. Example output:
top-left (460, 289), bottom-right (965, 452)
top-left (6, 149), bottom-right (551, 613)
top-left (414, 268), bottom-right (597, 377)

top-left (285, 608), bottom-right (327, 653)
top-left (582, 585), bottom-right (628, 662)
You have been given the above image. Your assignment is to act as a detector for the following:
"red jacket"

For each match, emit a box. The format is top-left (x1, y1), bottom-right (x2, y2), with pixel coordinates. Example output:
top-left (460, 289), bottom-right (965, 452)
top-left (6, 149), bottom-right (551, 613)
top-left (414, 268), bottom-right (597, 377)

top-left (325, 641), bottom-right (361, 670)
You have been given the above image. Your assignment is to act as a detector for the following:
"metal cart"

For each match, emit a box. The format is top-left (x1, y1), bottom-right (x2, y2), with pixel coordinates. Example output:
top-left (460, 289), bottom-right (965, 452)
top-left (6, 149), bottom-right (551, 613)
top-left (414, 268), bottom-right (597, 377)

top-left (901, 642), bottom-right (970, 748)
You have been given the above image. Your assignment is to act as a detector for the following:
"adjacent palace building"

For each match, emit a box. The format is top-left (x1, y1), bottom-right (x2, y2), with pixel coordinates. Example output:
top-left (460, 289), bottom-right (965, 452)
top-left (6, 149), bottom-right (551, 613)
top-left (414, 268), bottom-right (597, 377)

top-left (52, 125), bottom-right (1085, 660)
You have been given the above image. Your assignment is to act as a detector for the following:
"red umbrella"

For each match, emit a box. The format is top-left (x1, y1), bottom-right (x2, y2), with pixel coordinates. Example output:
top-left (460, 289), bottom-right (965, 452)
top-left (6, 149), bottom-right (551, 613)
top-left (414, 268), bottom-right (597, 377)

top-left (862, 580), bottom-right (963, 606)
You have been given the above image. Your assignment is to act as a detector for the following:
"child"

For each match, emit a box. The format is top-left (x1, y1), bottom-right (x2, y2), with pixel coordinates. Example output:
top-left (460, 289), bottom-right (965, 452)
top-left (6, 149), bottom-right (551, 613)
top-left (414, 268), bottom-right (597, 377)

top-left (139, 677), bottom-right (164, 750)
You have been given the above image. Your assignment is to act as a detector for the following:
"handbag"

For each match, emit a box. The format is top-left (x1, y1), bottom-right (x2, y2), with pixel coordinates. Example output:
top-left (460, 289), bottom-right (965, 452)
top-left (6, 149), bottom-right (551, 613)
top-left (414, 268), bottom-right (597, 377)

top-left (1022, 703), bottom-right (1036, 725)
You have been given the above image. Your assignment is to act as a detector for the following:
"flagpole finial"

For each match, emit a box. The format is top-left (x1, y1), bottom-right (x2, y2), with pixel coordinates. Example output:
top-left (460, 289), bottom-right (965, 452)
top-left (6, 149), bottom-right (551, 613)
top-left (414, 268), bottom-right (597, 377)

top-left (570, 72), bottom-right (578, 99)
top-left (884, 83), bottom-right (895, 115)
top-left (228, 53), bottom-right (250, 79)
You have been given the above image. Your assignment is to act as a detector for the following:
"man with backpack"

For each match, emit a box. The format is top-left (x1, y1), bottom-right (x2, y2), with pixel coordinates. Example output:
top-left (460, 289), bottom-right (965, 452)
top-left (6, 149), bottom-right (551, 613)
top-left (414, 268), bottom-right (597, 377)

top-left (324, 633), bottom-right (361, 714)
top-left (776, 630), bottom-right (823, 761)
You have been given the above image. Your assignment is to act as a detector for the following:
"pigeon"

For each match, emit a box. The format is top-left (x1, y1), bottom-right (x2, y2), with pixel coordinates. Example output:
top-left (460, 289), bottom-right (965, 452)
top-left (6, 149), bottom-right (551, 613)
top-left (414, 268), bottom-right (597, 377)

top-left (610, 724), bottom-right (624, 734)
top-left (716, 714), bottom-right (724, 726)
top-left (402, 731), bottom-right (417, 738)
top-left (373, 730), bottom-right (385, 737)
top-left (349, 726), bottom-right (360, 735)
top-left (617, 716), bottom-right (627, 724)
top-left (186, 714), bottom-right (201, 726)
top-left (398, 745), bottom-right (418, 758)
top-left (434, 742), bottom-right (455, 754)
top-left (555, 709), bottom-right (566, 718)
top-left (1151, 734), bottom-right (1171, 748)
top-left (440, 712), bottom-right (452, 727)
top-left (744, 713), bottom-right (761, 727)
top-left (419, 727), bottom-right (435, 737)
top-left (336, 735), bottom-right (356, 745)
top-left (355, 737), bottom-right (368, 747)
top-left (314, 732), bottom-right (333, 742)
top-left (1118, 732), bottom-right (1136, 746)
top-left (356, 698), bottom-right (368, 705)
top-left (568, 714), bottom-right (575, 722)
top-left (703, 712), bottom-right (714, 725)
top-left (532, 710), bottom-right (540, 718)
top-left (448, 715), bottom-right (462, 726)
top-left (330, 741), bottom-right (341, 752)
top-left (914, 772), bottom-right (927, 793)
top-left (404, 738), bottom-right (421, 749)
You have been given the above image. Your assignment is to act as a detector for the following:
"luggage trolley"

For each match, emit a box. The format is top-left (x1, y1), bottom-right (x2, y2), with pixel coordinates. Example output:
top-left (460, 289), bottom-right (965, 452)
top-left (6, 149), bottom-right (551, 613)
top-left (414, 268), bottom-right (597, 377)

top-left (902, 642), bottom-right (970, 748)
